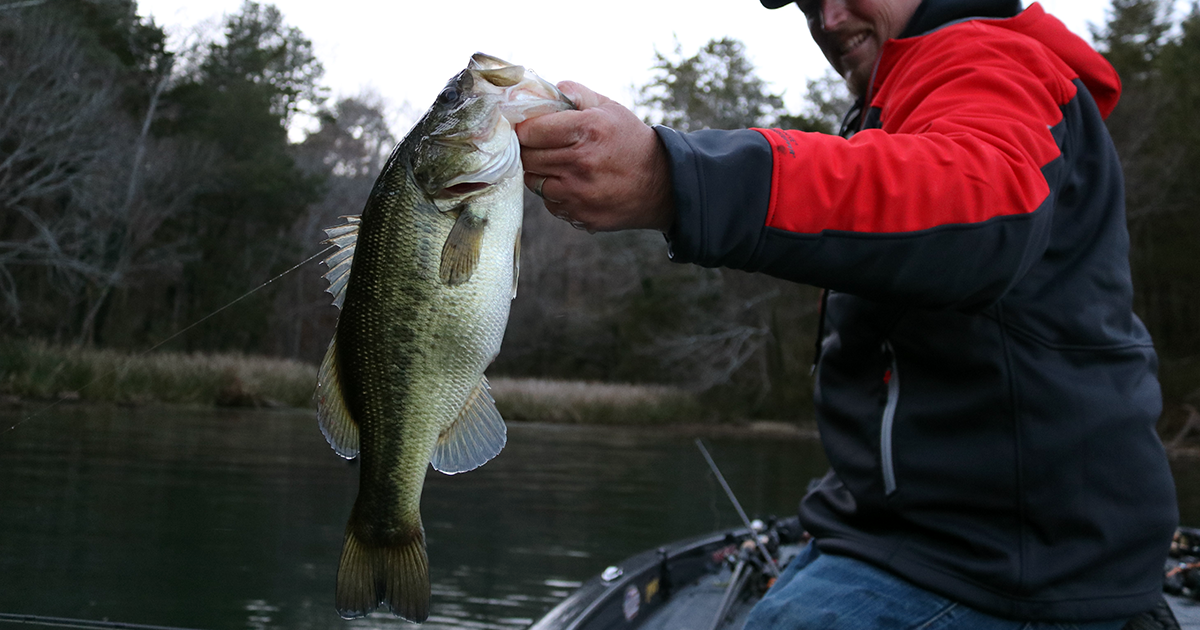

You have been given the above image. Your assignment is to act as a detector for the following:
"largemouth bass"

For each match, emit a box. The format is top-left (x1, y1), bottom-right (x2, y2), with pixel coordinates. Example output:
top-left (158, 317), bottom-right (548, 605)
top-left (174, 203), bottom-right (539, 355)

top-left (314, 53), bottom-right (573, 621)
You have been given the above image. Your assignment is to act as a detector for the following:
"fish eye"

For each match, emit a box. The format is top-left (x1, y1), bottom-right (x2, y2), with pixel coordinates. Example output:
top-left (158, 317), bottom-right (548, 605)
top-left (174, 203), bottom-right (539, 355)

top-left (437, 85), bottom-right (458, 104)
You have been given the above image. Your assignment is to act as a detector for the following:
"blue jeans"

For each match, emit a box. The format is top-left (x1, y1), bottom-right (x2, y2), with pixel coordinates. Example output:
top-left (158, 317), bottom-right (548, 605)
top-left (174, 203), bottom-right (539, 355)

top-left (743, 544), bottom-right (1129, 630)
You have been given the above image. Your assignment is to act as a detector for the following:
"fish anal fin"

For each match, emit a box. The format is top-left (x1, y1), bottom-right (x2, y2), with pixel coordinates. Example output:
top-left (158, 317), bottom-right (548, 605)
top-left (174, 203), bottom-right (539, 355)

top-left (431, 376), bottom-right (507, 475)
top-left (439, 205), bottom-right (486, 286)
top-left (316, 334), bottom-right (359, 459)
top-left (335, 517), bottom-right (430, 622)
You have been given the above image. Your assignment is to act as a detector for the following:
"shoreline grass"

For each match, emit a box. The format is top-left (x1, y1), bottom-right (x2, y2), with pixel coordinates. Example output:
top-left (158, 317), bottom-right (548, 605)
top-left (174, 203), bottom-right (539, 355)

top-left (0, 340), bottom-right (317, 408)
top-left (489, 377), bottom-right (706, 425)
top-left (0, 341), bottom-right (715, 425)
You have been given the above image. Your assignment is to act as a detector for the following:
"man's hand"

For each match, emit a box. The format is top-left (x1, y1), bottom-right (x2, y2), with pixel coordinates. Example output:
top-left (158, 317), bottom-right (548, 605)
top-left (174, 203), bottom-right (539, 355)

top-left (516, 82), bottom-right (675, 233)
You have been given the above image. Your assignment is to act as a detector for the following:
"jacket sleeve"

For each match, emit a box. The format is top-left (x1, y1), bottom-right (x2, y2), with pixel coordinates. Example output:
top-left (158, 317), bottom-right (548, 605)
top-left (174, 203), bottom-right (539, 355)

top-left (662, 25), bottom-right (1079, 311)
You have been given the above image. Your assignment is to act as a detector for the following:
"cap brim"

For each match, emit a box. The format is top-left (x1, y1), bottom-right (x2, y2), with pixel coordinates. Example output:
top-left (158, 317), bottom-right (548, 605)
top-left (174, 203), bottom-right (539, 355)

top-left (759, 0), bottom-right (794, 8)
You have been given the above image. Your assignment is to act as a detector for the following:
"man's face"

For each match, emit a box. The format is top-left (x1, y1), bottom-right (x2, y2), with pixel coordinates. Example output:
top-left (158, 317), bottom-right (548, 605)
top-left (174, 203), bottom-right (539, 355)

top-left (798, 0), bottom-right (922, 97)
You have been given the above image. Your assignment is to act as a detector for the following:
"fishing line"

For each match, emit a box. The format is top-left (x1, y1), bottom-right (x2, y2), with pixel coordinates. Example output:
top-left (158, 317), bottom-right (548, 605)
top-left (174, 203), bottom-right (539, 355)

top-left (2, 245), bottom-right (336, 436)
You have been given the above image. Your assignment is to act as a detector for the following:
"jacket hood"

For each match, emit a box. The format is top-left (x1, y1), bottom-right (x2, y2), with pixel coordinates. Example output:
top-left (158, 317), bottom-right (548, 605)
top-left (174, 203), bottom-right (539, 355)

top-left (901, 0), bottom-right (1121, 117)
top-left (991, 3), bottom-right (1121, 117)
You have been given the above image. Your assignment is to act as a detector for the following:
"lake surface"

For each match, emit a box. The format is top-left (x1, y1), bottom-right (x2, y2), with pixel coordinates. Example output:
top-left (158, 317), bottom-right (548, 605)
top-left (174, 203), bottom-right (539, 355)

top-left (2, 407), bottom-right (1198, 630)
top-left (0, 407), bottom-right (829, 630)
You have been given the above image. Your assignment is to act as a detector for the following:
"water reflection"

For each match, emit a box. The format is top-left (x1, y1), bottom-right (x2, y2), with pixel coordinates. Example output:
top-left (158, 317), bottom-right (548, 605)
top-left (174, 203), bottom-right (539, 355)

top-left (0, 407), bottom-right (825, 630)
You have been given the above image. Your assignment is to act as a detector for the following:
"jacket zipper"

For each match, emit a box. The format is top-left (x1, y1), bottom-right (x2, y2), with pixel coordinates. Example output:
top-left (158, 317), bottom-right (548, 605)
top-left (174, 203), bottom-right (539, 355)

top-left (881, 341), bottom-right (900, 496)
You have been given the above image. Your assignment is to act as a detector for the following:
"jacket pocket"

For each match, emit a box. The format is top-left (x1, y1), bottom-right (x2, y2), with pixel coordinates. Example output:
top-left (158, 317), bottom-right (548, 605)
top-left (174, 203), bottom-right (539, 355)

top-left (881, 341), bottom-right (900, 496)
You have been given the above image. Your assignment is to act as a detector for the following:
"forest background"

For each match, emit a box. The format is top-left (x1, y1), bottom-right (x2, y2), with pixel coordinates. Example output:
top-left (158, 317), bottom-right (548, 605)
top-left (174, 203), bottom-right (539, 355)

top-left (1, 0), bottom-right (1197, 424)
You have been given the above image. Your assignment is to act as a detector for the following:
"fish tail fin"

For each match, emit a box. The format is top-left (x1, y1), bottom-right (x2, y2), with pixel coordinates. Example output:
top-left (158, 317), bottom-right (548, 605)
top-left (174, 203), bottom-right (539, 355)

top-left (334, 518), bottom-right (430, 622)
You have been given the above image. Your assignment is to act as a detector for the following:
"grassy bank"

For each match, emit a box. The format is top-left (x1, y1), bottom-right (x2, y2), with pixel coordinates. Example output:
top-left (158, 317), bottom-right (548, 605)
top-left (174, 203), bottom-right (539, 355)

top-left (0, 340), bottom-right (317, 408)
top-left (0, 341), bottom-right (708, 425)
top-left (489, 377), bottom-right (705, 425)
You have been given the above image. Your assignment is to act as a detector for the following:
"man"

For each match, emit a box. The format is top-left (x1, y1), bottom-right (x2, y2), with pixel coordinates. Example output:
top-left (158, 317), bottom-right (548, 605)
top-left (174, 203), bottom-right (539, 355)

top-left (516, 0), bottom-right (1178, 627)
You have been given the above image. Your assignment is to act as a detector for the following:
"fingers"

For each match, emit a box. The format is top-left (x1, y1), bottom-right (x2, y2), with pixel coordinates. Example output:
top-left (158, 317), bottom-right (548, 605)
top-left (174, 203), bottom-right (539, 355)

top-left (515, 81), bottom-right (608, 150)
top-left (525, 173), bottom-right (561, 204)
top-left (515, 81), bottom-right (675, 234)
top-left (556, 81), bottom-right (607, 110)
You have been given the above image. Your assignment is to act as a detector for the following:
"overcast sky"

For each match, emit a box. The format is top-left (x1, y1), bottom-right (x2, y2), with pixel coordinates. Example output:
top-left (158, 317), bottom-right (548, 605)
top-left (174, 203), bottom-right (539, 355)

top-left (135, 0), bottom-right (1142, 131)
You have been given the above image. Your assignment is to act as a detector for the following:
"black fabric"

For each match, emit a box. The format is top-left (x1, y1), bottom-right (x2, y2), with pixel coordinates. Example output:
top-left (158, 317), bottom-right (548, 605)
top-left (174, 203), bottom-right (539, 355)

top-left (658, 126), bottom-right (774, 270)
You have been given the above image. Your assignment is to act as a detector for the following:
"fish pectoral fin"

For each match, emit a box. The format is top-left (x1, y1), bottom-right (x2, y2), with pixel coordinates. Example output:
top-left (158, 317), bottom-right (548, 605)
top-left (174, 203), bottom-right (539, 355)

top-left (316, 333), bottom-right (359, 459)
top-left (431, 375), bottom-right (507, 475)
top-left (439, 205), bottom-right (486, 286)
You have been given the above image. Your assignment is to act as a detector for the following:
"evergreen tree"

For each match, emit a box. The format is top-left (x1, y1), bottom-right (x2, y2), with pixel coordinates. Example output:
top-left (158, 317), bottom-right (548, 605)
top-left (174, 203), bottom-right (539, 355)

top-left (637, 37), bottom-right (788, 131)
top-left (156, 1), bottom-right (325, 352)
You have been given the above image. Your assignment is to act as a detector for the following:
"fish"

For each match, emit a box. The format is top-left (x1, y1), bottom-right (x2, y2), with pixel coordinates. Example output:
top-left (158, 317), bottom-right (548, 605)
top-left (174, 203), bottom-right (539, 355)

top-left (313, 53), bottom-right (574, 621)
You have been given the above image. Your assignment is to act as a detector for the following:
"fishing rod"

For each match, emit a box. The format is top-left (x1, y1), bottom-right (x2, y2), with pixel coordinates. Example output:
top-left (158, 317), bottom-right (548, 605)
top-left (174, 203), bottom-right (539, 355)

top-left (694, 438), bottom-right (779, 578)
top-left (1, 244), bottom-right (335, 436)
top-left (0, 612), bottom-right (208, 630)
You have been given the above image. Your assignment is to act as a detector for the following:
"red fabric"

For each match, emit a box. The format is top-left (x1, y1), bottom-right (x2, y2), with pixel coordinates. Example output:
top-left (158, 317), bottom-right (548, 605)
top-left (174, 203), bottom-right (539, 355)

top-left (753, 3), bottom-right (1119, 236)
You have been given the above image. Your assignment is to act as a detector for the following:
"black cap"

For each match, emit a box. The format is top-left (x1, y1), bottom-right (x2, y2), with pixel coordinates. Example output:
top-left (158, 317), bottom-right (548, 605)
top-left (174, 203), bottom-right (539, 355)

top-left (760, 0), bottom-right (794, 8)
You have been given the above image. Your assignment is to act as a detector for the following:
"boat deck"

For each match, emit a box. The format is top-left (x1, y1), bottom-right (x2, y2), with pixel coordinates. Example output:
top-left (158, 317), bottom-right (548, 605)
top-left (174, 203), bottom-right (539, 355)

top-left (1170, 595), bottom-right (1200, 629)
top-left (637, 561), bottom-right (755, 630)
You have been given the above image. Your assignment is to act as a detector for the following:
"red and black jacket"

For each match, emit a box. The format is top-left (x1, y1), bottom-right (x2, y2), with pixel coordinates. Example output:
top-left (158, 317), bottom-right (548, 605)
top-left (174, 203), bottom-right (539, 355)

top-left (658, 0), bottom-right (1177, 621)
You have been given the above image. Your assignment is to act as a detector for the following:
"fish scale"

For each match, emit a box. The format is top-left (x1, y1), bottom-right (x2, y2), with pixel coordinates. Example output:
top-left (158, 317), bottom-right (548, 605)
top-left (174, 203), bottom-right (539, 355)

top-left (313, 53), bottom-right (574, 622)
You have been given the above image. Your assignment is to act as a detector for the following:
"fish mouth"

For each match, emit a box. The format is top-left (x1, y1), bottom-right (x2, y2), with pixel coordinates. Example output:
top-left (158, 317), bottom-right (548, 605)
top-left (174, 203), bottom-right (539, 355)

top-left (467, 52), bottom-right (576, 121)
top-left (499, 70), bottom-right (575, 121)
top-left (437, 129), bottom-right (521, 198)
top-left (435, 181), bottom-right (492, 199)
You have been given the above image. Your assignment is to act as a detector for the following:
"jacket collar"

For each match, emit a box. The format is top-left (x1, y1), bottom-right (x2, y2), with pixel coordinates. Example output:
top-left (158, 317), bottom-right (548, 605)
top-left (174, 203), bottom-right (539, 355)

top-left (899, 0), bottom-right (1023, 38)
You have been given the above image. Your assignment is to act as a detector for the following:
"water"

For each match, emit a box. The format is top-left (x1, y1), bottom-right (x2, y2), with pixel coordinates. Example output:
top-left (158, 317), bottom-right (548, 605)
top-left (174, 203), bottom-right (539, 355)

top-left (0, 407), bottom-right (827, 630)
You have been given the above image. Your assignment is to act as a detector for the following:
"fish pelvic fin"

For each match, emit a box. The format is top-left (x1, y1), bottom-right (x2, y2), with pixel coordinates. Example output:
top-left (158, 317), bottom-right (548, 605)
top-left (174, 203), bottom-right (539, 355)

top-left (322, 215), bottom-right (360, 309)
top-left (431, 375), bottom-right (508, 475)
top-left (439, 204), bottom-right (486, 286)
top-left (335, 520), bottom-right (430, 622)
top-left (316, 333), bottom-right (359, 458)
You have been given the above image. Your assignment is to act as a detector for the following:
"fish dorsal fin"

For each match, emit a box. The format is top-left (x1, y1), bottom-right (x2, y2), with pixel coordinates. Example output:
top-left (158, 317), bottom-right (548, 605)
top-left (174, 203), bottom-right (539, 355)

top-left (316, 333), bottom-right (359, 459)
top-left (440, 205), bottom-right (486, 286)
top-left (512, 226), bottom-right (521, 300)
top-left (430, 376), bottom-right (507, 475)
top-left (322, 215), bottom-right (361, 309)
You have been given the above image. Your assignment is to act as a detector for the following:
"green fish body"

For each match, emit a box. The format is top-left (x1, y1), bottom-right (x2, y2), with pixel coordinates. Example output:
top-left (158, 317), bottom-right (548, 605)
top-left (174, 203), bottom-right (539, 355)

top-left (314, 53), bottom-right (573, 622)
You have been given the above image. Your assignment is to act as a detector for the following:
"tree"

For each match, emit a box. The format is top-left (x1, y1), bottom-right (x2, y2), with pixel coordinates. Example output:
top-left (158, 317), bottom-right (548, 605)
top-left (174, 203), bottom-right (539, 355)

top-left (273, 93), bottom-right (397, 361)
top-left (195, 1), bottom-right (324, 125)
top-left (155, 1), bottom-right (326, 352)
top-left (1098, 0), bottom-right (1200, 405)
top-left (0, 5), bottom-right (206, 345)
top-left (778, 70), bottom-right (854, 134)
top-left (637, 37), bottom-right (789, 131)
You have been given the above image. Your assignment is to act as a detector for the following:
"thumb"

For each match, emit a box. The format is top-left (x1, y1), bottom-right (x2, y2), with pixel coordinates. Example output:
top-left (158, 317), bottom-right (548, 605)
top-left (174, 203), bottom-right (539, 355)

top-left (556, 81), bottom-right (610, 110)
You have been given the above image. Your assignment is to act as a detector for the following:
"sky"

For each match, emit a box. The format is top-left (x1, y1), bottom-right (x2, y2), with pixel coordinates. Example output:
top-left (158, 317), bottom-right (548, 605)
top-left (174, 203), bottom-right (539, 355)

top-left (135, 0), bottom-right (1131, 131)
